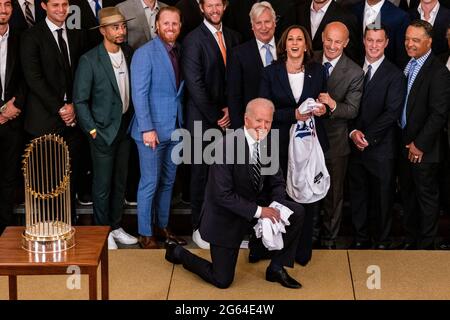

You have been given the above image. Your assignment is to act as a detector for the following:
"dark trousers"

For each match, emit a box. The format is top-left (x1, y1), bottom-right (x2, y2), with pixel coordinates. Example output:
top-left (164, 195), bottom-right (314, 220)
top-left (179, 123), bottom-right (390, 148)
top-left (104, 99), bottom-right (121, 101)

top-left (125, 141), bottom-right (140, 202)
top-left (398, 157), bottom-right (440, 249)
top-left (349, 157), bottom-right (394, 244)
top-left (321, 155), bottom-right (348, 245)
top-left (89, 120), bottom-right (130, 230)
top-left (178, 200), bottom-right (304, 288)
top-left (296, 201), bottom-right (320, 265)
top-left (0, 123), bottom-right (22, 233)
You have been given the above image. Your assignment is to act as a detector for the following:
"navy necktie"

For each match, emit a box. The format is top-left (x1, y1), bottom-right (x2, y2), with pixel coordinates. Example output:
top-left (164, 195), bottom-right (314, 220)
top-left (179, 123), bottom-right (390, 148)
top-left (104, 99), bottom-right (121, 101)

top-left (324, 62), bottom-right (332, 80)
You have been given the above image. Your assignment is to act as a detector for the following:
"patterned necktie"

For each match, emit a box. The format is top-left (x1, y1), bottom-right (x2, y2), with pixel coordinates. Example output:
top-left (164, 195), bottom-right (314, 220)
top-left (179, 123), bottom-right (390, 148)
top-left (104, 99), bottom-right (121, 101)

top-left (93, 0), bottom-right (102, 22)
top-left (24, 1), bottom-right (35, 27)
top-left (400, 60), bottom-right (418, 129)
top-left (251, 142), bottom-right (262, 191)
top-left (323, 62), bottom-right (332, 80)
top-left (216, 31), bottom-right (227, 66)
top-left (263, 43), bottom-right (273, 66)
top-left (364, 64), bottom-right (372, 90)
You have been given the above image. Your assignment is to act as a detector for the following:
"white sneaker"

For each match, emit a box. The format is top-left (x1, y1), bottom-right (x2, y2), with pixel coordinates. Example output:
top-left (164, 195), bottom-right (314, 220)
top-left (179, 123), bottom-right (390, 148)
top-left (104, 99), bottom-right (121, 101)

top-left (111, 227), bottom-right (138, 245)
top-left (108, 233), bottom-right (118, 250)
top-left (192, 229), bottom-right (210, 249)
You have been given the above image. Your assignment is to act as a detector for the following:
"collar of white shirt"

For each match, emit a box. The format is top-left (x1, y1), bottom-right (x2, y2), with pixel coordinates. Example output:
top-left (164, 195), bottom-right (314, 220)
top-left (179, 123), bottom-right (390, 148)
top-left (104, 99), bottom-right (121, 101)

top-left (310, 0), bottom-right (333, 14)
top-left (19, 0), bottom-right (34, 7)
top-left (322, 54), bottom-right (342, 69)
top-left (0, 25), bottom-right (9, 41)
top-left (46, 17), bottom-right (67, 34)
top-left (141, 0), bottom-right (160, 11)
top-left (244, 126), bottom-right (258, 154)
top-left (256, 37), bottom-right (276, 52)
top-left (203, 18), bottom-right (223, 36)
top-left (417, 2), bottom-right (440, 23)
top-left (363, 55), bottom-right (384, 76)
top-left (364, 0), bottom-right (385, 14)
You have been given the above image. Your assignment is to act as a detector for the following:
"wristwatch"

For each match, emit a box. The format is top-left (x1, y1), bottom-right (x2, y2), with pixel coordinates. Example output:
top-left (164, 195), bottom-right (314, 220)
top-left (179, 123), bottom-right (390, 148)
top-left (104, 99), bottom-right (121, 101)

top-left (0, 104), bottom-right (6, 113)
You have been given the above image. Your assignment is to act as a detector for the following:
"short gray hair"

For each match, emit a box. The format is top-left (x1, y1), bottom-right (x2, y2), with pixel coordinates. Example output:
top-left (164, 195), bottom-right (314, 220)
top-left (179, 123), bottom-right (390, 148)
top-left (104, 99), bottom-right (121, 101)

top-left (249, 1), bottom-right (276, 25)
top-left (245, 98), bottom-right (275, 115)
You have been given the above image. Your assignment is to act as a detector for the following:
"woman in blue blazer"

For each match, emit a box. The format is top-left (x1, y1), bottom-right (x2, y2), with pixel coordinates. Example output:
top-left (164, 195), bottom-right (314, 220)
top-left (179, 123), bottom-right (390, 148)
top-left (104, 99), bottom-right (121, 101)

top-left (259, 25), bottom-right (329, 266)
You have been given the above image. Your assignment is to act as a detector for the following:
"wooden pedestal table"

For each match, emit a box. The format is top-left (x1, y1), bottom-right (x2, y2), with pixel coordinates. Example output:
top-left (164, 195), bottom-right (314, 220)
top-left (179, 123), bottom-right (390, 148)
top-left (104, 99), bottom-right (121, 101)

top-left (0, 226), bottom-right (110, 300)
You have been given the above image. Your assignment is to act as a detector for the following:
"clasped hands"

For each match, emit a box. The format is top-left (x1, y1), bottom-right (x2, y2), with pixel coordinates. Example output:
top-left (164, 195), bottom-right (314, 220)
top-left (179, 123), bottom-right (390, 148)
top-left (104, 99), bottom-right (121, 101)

top-left (59, 103), bottom-right (76, 127)
top-left (0, 97), bottom-right (21, 124)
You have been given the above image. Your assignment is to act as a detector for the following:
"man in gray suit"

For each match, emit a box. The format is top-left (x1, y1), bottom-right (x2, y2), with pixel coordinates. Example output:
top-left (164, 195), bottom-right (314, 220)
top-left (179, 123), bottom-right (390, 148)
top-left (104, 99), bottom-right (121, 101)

top-left (117, 0), bottom-right (168, 49)
top-left (315, 21), bottom-right (364, 249)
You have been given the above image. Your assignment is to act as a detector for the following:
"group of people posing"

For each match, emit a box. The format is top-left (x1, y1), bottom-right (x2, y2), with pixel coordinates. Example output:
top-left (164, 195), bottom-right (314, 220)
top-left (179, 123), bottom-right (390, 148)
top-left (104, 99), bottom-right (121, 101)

top-left (0, 0), bottom-right (449, 288)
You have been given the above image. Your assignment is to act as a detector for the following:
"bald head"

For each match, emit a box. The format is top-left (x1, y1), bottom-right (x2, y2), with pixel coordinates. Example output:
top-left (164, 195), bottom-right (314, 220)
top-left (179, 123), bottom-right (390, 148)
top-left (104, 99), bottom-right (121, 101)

top-left (244, 98), bottom-right (274, 141)
top-left (322, 21), bottom-right (349, 60)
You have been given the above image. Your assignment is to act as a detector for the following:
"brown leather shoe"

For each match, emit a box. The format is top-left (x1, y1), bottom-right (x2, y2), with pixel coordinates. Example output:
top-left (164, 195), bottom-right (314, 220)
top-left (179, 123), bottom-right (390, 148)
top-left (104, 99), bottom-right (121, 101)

top-left (154, 227), bottom-right (187, 246)
top-left (139, 236), bottom-right (159, 249)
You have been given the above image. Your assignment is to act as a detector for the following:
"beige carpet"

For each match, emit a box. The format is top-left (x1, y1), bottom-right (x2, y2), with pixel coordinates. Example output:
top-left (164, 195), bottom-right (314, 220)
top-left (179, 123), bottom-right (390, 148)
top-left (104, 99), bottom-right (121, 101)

top-left (2, 249), bottom-right (450, 300)
top-left (348, 250), bottom-right (450, 300)
top-left (0, 250), bottom-right (172, 300)
top-left (167, 249), bottom-right (354, 300)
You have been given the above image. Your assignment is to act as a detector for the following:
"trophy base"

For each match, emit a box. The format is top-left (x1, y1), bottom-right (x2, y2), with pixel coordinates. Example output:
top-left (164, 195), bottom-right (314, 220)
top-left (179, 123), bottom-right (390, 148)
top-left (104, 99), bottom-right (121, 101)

top-left (22, 228), bottom-right (76, 253)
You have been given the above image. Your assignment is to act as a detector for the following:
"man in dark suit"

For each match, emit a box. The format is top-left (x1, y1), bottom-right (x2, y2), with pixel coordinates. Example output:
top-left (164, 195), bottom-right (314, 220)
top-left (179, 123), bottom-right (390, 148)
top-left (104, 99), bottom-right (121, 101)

top-left (182, 0), bottom-right (240, 248)
top-left (0, 0), bottom-right (27, 234)
top-left (399, 20), bottom-right (450, 249)
top-left (175, 0), bottom-right (202, 41)
top-left (73, 7), bottom-right (138, 249)
top-left (296, 0), bottom-right (361, 62)
top-left (224, 0), bottom-right (299, 41)
top-left (315, 22), bottom-right (364, 249)
top-left (409, 0), bottom-right (450, 55)
top-left (348, 24), bottom-right (406, 249)
top-left (10, 0), bottom-right (45, 34)
top-left (20, 0), bottom-right (87, 223)
top-left (227, 1), bottom-right (277, 129)
top-left (165, 98), bottom-right (304, 289)
top-left (352, 0), bottom-right (410, 67)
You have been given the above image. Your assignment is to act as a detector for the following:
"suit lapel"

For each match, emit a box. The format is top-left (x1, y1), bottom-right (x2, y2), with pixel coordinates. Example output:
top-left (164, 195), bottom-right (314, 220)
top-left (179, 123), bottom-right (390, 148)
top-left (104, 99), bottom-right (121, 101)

top-left (43, 22), bottom-right (65, 70)
top-left (299, 63), bottom-right (313, 104)
top-left (98, 43), bottom-right (121, 98)
top-left (327, 54), bottom-right (347, 93)
top-left (155, 37), bottom-right (177, 90)
top-left (363, 59), bottom-right (386, 98)
top-left (200, 23), bottom-right (225, 70)
top-left (406, 55), bottom-right (433, 122)
top-left (276, 63), bottom-right (297, 105)
top-left (251, 39), bottom-right (264, 71)
top-left (5, 31), bottom-right (17, 90)
top-left (67, 28), bottom-right (78, 75)
top-left (133, 0), bottom-right (151, 41)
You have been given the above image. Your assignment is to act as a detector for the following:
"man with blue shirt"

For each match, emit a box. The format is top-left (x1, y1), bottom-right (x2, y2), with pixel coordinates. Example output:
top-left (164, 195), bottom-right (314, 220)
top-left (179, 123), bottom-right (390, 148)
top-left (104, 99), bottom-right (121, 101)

top-left (398, 20), bottom-right (450, 250)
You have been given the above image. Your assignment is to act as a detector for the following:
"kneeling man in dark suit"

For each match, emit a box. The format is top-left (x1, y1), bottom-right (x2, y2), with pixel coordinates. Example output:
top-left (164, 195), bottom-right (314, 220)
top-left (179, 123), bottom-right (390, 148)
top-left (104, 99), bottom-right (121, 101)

top-left (165, 98), bottom-right (304, 289)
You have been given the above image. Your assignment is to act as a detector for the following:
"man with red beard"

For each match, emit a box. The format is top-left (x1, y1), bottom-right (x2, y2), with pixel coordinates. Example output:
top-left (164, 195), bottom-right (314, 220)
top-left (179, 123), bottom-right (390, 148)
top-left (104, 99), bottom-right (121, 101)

top-left (73, 7), bottom-right (138, 250)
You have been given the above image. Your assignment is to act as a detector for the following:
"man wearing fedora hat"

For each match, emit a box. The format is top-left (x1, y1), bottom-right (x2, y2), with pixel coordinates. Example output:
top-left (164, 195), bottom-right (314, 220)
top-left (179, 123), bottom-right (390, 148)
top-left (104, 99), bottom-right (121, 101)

top-left (73, 7), bottom-right (138, 249)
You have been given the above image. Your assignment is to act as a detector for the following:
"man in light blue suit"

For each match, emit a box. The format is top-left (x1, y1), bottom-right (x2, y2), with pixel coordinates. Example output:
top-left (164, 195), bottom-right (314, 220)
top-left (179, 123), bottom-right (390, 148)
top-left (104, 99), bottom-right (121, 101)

top-left (129, 6), bottom-right (186, 249)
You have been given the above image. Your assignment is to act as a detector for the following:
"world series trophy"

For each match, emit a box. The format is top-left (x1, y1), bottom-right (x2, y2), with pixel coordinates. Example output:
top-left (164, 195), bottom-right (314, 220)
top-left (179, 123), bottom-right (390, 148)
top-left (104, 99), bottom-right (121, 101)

top-left (21, 134), bottom-right (75, 253)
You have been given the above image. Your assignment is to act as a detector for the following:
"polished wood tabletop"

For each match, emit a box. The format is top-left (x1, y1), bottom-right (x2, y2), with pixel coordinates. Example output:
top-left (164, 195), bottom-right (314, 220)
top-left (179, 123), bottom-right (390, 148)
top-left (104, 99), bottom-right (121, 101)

top-left (0, 226), bottom-right (110, 300)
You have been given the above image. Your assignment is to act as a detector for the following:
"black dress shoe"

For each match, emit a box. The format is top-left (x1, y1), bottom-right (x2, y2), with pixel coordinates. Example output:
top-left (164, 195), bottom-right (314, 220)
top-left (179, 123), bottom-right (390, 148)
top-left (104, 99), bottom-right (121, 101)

top-left (439, 242), bottom-right (450, 250)
top-left (248, 252), bottom-right (260, 263)
top-left (375, 244), bottom-right (388, 250)
top-left (265, 267), bottom-right (302, 289)
top-left (164, 240), bottom-right (182, 264)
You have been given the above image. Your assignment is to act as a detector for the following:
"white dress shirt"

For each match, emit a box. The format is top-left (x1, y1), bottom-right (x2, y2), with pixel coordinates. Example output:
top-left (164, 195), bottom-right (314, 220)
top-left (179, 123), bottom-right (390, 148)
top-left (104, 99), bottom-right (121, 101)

top-left (18, 0), bottom-right (35, 20)
top-left (87, 0), bottom-right (102, 16)
top-left (108, 49), bottom-right (130, 114)
top-left (417, 2), bottom-right (440, 26)
top-left (244, 126), bottom-right (262, 218)
top-left (310, 0), bottom-right (333, 39)
top-left (141, 0), bottom-right (161, 39)
top-left (446, 56), bottom-right (450, 71)
top-left (256, 37), bottom-right (277, 67)
top-left (203, 18), bottom-right (226, 50)
top-left (363, 0), bottom-right (385, 31)
top-left (0, 27), bottom-right (8, 101)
